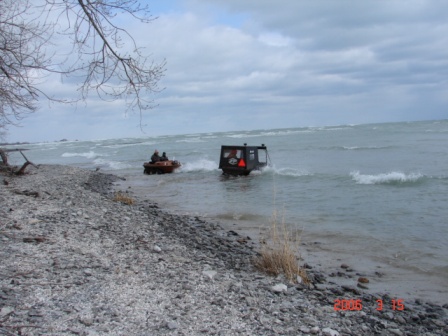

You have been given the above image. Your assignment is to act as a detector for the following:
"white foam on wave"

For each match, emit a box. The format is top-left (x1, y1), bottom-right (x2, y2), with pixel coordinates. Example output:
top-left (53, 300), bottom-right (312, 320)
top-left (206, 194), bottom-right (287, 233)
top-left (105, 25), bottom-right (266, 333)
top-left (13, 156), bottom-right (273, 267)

top-left (350, 171), bottom-right (424, 185)
top-left (93, 158), bottom-right (132, 170)
top-left (62, 151), bottom-right (102, 159)
top-left (342, 146), bottom-right (388, 150)
top-left (180, 159), bottom-right (218, 172)
top-left (225, 132), bottom-right (266, 139)
top-left (263, 165), bottom-right (311, 177)
top-left (102, 141), bottom-right (156, 149)
top-left (176, 138), bottom-right (204, 143)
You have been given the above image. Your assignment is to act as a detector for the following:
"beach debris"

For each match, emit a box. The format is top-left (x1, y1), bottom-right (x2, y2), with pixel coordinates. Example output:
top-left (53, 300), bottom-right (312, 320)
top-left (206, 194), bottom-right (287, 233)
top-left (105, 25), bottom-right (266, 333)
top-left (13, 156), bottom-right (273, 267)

top-left (0, 148), bottom-right (38, 175)
top-left (271, 283), bottom-right (287, 293)
top-left (202, 270), bottom-right (217, 280)
top-left (23, 236), bottom-right (46, 243)
top-left (13, 189), bottom-right (39, 197)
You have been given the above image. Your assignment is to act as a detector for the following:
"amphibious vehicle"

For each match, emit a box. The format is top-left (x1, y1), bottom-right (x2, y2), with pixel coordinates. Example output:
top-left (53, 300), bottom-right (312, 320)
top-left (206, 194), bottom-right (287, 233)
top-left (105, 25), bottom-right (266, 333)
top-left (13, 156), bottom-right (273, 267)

top-left (219, 143), bottom-right (269, 176)
top-left (143, 160), bottom-right (181, 174)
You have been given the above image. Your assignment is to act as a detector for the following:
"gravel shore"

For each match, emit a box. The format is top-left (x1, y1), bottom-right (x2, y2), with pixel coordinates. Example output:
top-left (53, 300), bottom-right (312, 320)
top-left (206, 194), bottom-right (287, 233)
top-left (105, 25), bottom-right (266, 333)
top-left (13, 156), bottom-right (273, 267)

top-left (1, 165), bottom-right (447, 335)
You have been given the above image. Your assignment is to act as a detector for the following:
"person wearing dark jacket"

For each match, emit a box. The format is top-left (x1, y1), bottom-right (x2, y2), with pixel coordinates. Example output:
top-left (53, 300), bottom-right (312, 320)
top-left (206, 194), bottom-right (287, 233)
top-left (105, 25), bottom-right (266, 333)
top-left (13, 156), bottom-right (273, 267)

top-left (160, 152), bottom-right (169, 161)
top-left (151, 150), bottom-right (161, 163)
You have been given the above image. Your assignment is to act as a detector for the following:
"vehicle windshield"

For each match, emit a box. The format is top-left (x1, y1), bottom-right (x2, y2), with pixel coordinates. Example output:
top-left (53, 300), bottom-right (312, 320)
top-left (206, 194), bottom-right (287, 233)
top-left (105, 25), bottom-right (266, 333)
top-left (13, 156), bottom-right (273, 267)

top-left (223, 149), bottom-right (242, 159)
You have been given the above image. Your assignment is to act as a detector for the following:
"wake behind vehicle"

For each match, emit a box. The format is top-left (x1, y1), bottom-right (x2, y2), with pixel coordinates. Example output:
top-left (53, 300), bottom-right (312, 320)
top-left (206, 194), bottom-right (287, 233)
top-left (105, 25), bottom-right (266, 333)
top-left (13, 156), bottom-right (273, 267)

top-left (143, 160), bottom-right (181, 174)
top-left (219, 143), bottom-right (269, 176)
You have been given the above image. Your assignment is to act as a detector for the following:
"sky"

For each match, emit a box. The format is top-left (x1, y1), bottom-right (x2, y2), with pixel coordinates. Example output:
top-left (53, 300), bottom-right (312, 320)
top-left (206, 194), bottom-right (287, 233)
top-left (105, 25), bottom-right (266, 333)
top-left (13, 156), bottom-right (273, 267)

top-left (5, 0), bottom-right (448, 143)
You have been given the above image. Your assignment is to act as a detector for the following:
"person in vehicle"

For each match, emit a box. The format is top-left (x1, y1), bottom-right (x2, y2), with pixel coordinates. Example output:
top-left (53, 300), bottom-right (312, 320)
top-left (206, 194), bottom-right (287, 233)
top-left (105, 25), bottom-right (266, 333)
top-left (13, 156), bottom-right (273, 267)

top-left (226, 149), bottom-right (238, 158)
top-left (151, 150), bottom-right (161, 163)
top-left (160, 152), bottom-right (169, 161)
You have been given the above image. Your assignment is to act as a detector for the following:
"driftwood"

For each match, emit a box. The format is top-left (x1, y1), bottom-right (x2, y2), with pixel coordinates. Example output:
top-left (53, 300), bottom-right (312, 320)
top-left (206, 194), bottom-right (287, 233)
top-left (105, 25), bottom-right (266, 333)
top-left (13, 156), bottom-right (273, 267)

top-left (0, 148), bottom-right (38, 175)
top-left (12, 189), bottom-right (40, 197)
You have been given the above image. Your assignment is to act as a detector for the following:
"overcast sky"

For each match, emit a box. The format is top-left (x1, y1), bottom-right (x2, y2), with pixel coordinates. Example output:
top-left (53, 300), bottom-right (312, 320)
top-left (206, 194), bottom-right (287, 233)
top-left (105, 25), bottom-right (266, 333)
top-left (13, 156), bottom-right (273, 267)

top-left (6, 0), bottom-right (448, 143)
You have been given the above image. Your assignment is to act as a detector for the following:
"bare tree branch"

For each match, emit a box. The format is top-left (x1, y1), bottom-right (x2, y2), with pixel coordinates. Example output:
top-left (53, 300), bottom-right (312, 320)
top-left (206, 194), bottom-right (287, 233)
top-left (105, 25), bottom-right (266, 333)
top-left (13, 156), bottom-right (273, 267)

top-left (0, 0), bottom-right (166, 133)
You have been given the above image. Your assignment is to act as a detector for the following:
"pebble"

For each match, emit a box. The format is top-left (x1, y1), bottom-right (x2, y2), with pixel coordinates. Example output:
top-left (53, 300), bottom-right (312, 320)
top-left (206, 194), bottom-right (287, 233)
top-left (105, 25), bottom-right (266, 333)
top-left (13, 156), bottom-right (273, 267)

top-left (0, 165), bottom-right (447, 336)
top-left (272, 284), bottom-right (287, 293)
top-left (202, 270), bottom-right (217, 280)
top-left (0, 306), bottom-right (14, 317)
top-left (166, 321), bottom-right (178, 330)
top-left (389, 328), bottom-right (403, 336)
top-left (310, 326), bottom-right (320, 334)
top-left (322, 327), bottom-right (339, 336)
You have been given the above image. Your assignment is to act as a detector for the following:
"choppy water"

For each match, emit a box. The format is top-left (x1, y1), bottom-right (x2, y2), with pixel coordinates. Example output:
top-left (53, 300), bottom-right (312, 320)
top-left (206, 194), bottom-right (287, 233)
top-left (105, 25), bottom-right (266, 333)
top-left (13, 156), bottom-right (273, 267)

top-left (6, 120), bottom-right (448, 301)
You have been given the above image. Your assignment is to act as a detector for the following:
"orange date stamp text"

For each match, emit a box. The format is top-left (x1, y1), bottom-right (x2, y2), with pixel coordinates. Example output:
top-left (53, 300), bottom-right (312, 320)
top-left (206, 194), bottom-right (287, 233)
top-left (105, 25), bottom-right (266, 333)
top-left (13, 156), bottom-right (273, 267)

top-left (334, 298), bottom-right (405, 311)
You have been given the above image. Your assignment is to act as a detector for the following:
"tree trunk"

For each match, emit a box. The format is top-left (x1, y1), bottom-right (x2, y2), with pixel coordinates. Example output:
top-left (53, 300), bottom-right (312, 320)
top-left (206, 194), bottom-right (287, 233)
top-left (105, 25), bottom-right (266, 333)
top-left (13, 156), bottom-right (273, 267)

top-left (0, 148), bottom-right (8, 165)
top-left (0, 148), bottom-right (37, 175)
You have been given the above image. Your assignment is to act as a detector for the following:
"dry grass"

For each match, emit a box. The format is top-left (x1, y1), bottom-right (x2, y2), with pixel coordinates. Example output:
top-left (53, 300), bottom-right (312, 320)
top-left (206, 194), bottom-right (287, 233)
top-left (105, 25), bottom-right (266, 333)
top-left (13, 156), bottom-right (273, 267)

top-left (113, 191), bottom-right (135, 205)
top-left (253, 209), bottom-right (308, 284)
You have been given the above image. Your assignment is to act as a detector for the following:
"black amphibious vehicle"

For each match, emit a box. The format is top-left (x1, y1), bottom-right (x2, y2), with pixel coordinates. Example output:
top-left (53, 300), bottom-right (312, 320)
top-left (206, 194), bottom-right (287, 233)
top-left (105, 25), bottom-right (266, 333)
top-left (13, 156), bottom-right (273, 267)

top-left (219, 143), bottom-right (269, 176)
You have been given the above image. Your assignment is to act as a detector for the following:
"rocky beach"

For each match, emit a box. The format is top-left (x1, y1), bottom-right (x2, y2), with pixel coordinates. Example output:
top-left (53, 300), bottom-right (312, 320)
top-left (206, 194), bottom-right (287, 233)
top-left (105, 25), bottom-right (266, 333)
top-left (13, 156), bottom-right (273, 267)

top-left (1, 164), bottom-right (447, 335)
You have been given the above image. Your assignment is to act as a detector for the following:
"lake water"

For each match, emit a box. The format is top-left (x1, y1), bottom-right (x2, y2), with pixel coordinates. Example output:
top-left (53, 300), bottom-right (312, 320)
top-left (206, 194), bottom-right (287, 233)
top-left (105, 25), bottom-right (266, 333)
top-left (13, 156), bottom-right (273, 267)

top-left (5, 120), bottom-right (448, 304)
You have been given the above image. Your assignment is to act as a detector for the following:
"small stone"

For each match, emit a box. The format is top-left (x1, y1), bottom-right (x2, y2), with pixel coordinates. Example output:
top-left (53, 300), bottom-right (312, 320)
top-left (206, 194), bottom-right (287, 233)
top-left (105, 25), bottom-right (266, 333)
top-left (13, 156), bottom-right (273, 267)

top-left (79, 316), bottom-right (94, 326)
top-left (202, 270), bottom-right (217, 280)
top-left (388, 328), bottom-right (403, 336)
top-left (396, 316), bottom-right (406, 324)
top-left (340, 264), bottom-right (349, 269)
top-left (153, 245), bottom-right (162, 253)
top-left (310, 326), bottom-right (320, 334)
top-left (361, 325), bottom-right (370, 332)
top-left (432, 319), bottom-right (446, 327)
top-left (299, 326), bottom-right (311, 333)
top-left (358, 277), bottom-right (369, 283)
top-left (0, 306), bottom-right (14, 317)
top-left (271, 284), bottom-right (287, 293)
top-left (322, 327), bottom-right (339, 336)
top-left (357, 283), bottom-right (369, 289)
top-left (167, 321), bottom-right (178, 330)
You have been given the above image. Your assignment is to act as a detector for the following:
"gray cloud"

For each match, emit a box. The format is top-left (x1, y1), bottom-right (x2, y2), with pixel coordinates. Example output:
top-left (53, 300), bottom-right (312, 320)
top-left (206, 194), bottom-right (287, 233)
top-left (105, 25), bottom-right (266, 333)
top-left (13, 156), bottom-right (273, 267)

top-left (7, 0), bottom-right (447, 142)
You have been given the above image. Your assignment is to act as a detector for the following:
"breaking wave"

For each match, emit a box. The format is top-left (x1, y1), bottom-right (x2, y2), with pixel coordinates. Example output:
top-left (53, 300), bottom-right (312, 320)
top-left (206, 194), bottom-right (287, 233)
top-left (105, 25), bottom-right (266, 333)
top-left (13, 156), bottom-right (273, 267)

top-left (341, 146), bottom-right (391, 150)
top-left (180, 159), bottom-right (218, 172)
top-left (93, 158), bottom-right (132, 170)
top-left (263, 165), bottom-right (311, 177)
top-left (350, 171), bottom-right (424, 185)
top-left (62, 151), bottom-right (103, 159)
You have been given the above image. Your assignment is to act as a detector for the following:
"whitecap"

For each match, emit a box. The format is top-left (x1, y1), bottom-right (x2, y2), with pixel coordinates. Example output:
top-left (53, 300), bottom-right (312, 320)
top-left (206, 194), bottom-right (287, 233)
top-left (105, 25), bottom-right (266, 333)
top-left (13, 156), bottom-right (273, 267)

top-left (350, 171), bottom-right (423, 185)
top-left (61, 151), bottom-right (101, 159)
top-left (262, 165), bottom-right (311, 177)
top-left (180, 159), bottom-right (218, 172)
top-left (93, 158), bottom-right (132, 170)
top-left (176, 138), bottom-right (205, 143)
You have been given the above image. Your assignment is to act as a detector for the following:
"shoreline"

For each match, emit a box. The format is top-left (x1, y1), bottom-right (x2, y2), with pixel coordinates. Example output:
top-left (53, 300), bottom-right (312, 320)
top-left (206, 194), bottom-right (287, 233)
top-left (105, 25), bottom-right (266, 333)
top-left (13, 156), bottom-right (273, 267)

top-left (212, 219), bottom-right (448, 307)
top-left (1, 164), bottom-right (447, 335)
top-left (115, 172), bottom-right (448, 307)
